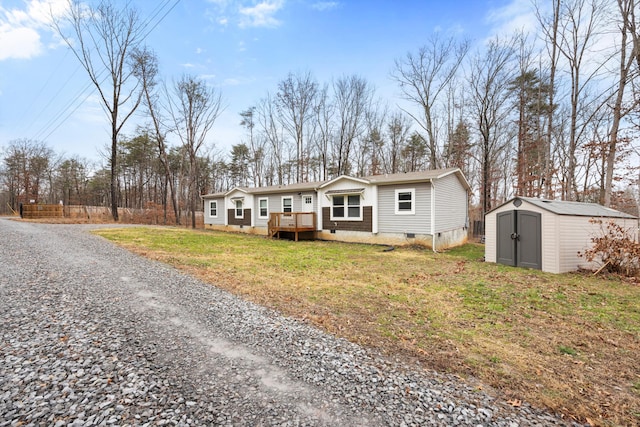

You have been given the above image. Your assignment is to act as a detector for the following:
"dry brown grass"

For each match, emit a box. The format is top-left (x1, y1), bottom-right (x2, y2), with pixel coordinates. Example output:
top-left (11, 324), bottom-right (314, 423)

top-left (89, 226), bottom-right (640, 427)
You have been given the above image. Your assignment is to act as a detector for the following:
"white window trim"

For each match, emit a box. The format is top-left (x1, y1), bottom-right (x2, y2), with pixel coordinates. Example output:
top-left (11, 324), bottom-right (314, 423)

top-left (258, 197), bottom-right (269, 219)
top-left (209, 200), bottom-right (218, 218)
top-left (282, 196), bottom-right (293, 213)
top-left (330, 194), bottom-right (362, 221)
top-left (235, 200), bottom-right (244, 219)
top-left (395, 188), bottom-right (415, 215)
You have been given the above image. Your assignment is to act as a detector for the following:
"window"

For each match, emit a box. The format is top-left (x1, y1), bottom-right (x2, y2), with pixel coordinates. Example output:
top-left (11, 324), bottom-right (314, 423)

top-left (282, 197), bottom-right (293, 213)
top-left (209, 201), bottom-right (218, 218)
top-left (258, 198), bottom-right (268, 218)
top-left (332, 196), bottom-right (345, 218)
top-left (395, 189), bottom-right (415, 215)
top-left (235, 200), bottom-right (243, 218)
top-left (304, 196), bottom-right (312, 205)
top-left (331, 194), bottom-right (361, 220)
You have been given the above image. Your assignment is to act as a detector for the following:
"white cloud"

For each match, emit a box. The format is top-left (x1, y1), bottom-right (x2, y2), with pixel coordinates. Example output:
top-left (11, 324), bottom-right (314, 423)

top-left (206, 0), bottom-right (286, 30)
top-left (485, 0), bottom-right (538, 37)
top-left (311, 2), bottom-right (339, 12)
top-left (0, 0), bottom-right (68, 61)
top-left (0, 26), bottom-right (42, 60)
top-left (222, 76), bottom-right (254, 86)
top-left (239, 1), bottom-right (284, 29)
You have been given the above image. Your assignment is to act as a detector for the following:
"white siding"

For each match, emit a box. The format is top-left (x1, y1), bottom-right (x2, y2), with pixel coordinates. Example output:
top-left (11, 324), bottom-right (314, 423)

top-left (541, 209), bottom-right (559, 273)
top-left (203, 198), bottom-right (225, 225)
top-left (557, 216), bottom-right (594, 273)
top-left (377, 182), bottom-right (431, 234)
top-left (557, 216), bottom-right (637, 274)
top-left (253, 192), bottom-right (315, 227)
top-left (484, 211), bottom-right (497, 263)
top-left (434, 174), bottom-right (467, 233)
top-left (254, 196), bottom-right (270, 227)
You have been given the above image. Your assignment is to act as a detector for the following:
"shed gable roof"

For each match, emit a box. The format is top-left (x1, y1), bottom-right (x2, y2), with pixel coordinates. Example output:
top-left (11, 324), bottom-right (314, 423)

top-left (492, 197), bottom-right (637, 219)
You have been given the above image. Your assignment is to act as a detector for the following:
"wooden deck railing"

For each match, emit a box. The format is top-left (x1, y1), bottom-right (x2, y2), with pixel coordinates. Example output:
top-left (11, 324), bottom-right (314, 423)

top-left (268, 212), bottom-right (316, 241)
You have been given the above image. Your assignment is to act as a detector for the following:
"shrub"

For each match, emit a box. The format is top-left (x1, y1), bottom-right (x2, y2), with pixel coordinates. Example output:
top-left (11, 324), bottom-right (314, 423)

top-left (578, 220), bottom-right (640, 277)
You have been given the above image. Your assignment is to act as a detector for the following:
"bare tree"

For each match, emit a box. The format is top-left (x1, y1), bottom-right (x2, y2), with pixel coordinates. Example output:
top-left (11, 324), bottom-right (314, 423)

top-left (508, 33), bottom-right (553, 197)
top-left (331, 75), bottom-right (374, 176)
top-left (385, 111), bottom-right (412, 174)
top-left (257, 94), bottom-right (287, 185)
top-left (56, 156), bottom-right (92, 206)
top-left (240, 107), bottom-right (268, 187)
top-left (602, 0), bottom-right (640, 205)
top-left (311, 84), bottom-right (334, 180)
top-left (360, 100), bottom-right (388, 176)
top-left (131, 47), bottom-right (181, 224)
top-left (167, 75), bottom-right (224, 228)
top-left (467, 35), bottom-right (517, 216)
top-left (535, 0), bottom-right (562, 198)
top-left (276, 72), bottom-right (318, 183)
top-left (391, 33), bottom-right (470, 170)
top-left (1, 139), bottom-right (55, 209)
top-left (54, 0), bottom-right (144, 221)
top-left (554, 0), bottom-right (608, 200)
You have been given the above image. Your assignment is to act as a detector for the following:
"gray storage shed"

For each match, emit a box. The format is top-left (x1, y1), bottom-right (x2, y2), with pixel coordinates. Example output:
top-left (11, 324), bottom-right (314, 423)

top-left (485, 197), bottom-right (638, 273)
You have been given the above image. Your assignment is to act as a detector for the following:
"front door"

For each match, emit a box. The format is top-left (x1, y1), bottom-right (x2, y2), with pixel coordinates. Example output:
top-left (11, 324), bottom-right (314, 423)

top-left (496, 210), bottom-right (541, 270)
top-left (302, 194), bottom-right (313, 213)
top-left (300, 195), bottom-right (315, 228)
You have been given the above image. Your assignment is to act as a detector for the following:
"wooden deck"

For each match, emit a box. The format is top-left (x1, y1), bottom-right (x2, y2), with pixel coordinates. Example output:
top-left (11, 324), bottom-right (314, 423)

top-left (268, 212), bottom-right (316, 241)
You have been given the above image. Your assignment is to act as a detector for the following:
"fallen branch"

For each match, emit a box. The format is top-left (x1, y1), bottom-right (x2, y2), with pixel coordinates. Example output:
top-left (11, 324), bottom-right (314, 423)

top-left (593, 261), bottom-right (611, 276)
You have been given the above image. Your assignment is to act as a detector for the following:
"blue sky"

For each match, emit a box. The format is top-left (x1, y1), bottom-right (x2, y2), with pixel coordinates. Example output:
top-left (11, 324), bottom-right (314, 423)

top-left (0, 0), bottom-right (536, 166)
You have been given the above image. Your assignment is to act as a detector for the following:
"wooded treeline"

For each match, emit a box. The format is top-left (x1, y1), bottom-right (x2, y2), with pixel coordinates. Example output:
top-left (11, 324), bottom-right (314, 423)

top-left (1, 0), bottom-right (639, 223)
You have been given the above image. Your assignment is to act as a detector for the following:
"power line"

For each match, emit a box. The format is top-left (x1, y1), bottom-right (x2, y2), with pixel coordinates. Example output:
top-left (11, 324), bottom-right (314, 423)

top-left (28, 0), bottom-right (182, 145)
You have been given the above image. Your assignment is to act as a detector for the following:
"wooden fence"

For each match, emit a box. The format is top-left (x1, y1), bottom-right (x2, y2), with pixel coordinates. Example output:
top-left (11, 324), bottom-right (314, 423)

top-left (21, 204), bottom-right (63, 219)
top-left (64, 205), bottom-right (112, 219)
top-left (18, 204), bottom-right (203, 228)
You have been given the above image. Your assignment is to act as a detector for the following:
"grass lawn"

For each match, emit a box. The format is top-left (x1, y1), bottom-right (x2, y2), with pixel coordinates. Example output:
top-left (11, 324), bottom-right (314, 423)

top-left (95, 227), bottom-right (640, 426)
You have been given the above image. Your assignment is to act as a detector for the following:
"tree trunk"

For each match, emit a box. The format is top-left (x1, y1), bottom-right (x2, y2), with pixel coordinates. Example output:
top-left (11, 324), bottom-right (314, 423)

top-left (603, 0), bottom-right (635, 206)
top-left (111, 121), bottom-right (119, 221)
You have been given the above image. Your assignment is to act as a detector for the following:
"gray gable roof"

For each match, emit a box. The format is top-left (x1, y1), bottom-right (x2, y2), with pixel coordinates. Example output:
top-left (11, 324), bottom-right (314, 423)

top-left (250, 180), bottom-right (324, 195)
top-left (363, 167), bottom-right (471, 190)
top-left (515, 197), bottom-right (637, 219)
top-left (202, 167), bottom-right (470, 198)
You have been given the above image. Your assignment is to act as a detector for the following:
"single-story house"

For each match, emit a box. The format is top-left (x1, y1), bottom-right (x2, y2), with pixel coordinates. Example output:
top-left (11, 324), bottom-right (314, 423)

top-left (202, 167), bottom-right (471, 250)
top-left (484, 196), bottom-right (638, 273)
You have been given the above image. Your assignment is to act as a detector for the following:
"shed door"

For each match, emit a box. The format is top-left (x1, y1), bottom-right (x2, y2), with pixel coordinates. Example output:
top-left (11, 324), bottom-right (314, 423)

top-left (496, 211), bottom-right (516, 266)
top-left (496, 210), bottom-right (541, 270)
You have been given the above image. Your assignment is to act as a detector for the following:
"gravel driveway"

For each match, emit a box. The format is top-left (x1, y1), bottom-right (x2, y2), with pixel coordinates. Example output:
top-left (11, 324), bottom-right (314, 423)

top-left (0, 219), bottom-right (579, 426)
